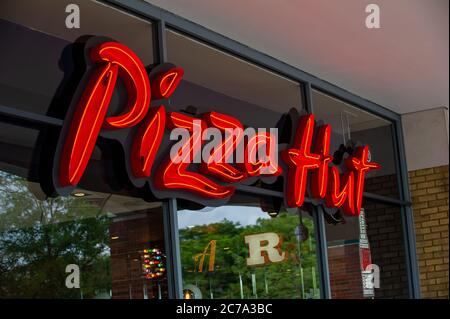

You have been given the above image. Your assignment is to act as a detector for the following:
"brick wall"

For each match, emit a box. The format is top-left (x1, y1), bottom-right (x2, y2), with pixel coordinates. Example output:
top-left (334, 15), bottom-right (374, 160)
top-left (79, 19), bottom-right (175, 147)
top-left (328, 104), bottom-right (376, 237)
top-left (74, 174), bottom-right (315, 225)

top-left (364, 173), bottom-right (399, 198)
top-left (109, 211), bottom-right (168, 299)
top-left (328, 244), bottom-right (364, 299)
top-left (364, 200), bottom-right (409, 298)
top-left (325, 173), bottom-right (409, 299)
top-left (359, 174), bottom-right (409, 298)
top-left (409, 165), bottom-right (449, 299)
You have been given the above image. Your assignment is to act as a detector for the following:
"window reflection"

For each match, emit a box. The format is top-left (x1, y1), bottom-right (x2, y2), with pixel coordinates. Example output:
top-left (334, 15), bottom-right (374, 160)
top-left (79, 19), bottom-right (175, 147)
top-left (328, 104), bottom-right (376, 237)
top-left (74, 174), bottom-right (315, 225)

top-left (324, 199), bottom-right (409, 299)
top-left (0, 171), bottom-right (168, 299)
top-left (0, 0), bottom-right (154, 117)
top-left (178, 204), bottom-right (320, 299)
top-left (312, 90), bottom-right (400, 199)
top-left (166, 29), bottom-right (304, 131)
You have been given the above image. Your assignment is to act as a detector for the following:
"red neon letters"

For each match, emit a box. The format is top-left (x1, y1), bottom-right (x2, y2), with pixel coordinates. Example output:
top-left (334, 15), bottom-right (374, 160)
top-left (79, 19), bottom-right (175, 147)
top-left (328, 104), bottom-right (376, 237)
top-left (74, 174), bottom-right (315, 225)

top-left (282, 115), bottom-right (325, 207)
top-left (60, 42), bottom-right (150, 186)
top-left (59, 40), bottom-right (380, 214)
top-left (244, 132), bottom-right (282, 177)
top-left (130, 106), bottom-right (166, 178)
top-left (345, 145), bottom-right (381, 214)
top-left (131, 68), bottom-right (183, 178)
top-left (325, 167), bottom-right (355, 215)
top-left (200, 112), bottom-right (247, 183)
top-left (154, 112), bottom-right (235, 199)
top-left (282, 115), bottom-right (380, 215)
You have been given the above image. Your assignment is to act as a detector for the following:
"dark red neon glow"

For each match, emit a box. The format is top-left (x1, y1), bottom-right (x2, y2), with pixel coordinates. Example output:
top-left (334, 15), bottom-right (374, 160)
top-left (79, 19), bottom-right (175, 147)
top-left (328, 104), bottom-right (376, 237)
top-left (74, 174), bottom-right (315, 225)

top-left (93, 42), bottom-right (151, 129)
top-left (325, 167), bottom-right (355, 215)
top-left (200, 112), bottom-right (247, 182)
top-left (310, 125), bottom-right (333, 198)
top-left (282, 115), bottom-right (326, 207)
top-left (345, 145), bottom-right (381, 214)
top-left (244, 132), bottom-right (282, 177)
top-left (154, 112), bottom-right (235, 199)
top-left (152, 67), bottom-right (184, 99)
top-left (131, 106), bottom-right (166, 178)
top-left (60, 42), bottom-right (151, 187)
top-left (130, 67), bottom-right (184, 178)
top-left (59, 40), bottom-right (381, 214)
top-left (60, 63), bottom-right (117, 187)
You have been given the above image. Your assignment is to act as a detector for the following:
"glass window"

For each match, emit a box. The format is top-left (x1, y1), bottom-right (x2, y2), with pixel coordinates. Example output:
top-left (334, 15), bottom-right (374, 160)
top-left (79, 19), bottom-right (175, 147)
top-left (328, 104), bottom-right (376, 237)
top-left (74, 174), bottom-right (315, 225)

top-left (312, 90), bottom-right (400, 199)
top-left (324, 199), bottom-right (409, 299)
top-left (177, 196), bottom-right (320, 299)
top-left (0, 122), bottom-right (169, 299)
top-left (166, 29), bottom-right (304, 131)
top-left (0, 0), bottom-right (154, 117)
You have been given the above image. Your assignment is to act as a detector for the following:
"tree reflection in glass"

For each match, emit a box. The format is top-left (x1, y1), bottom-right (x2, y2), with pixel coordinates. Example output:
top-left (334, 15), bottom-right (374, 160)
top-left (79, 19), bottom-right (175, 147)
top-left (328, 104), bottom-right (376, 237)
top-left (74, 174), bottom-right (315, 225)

top-left (0, 171), bottom-right (111, 298)
top-left (179, 207), bottom-right (320, 299)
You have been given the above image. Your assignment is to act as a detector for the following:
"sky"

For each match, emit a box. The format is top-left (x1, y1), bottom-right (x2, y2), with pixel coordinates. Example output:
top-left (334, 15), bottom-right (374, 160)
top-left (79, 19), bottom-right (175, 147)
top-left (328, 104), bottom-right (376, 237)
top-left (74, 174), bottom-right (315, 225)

top-left (177, 205), bottom-right (271, 229)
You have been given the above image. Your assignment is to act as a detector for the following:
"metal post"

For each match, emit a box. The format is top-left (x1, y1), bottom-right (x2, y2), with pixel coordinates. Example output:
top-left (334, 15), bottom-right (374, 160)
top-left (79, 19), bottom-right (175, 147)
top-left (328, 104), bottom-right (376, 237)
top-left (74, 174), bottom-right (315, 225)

top-left (305, 81), bottom-right (331, 299)
top-left (313, 206), bottom-right (331, 299)
top-left (163, 199), bottom-right (183, 298)
top-left (392, 120), bottom-right (421, 298)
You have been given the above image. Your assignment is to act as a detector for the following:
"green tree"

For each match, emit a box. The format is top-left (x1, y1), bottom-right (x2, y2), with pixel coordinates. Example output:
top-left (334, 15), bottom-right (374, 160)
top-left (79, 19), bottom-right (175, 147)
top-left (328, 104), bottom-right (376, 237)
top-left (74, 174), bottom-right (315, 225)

top-left (0, 172), bottom-right (111, 298)
top-left (180, 212), bottom-right (320, 299)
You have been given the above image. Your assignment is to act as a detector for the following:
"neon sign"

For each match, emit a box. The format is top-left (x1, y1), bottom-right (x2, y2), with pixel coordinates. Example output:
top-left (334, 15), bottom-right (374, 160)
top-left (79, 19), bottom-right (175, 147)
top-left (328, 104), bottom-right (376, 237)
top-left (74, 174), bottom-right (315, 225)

top-left (53, 39), bottom-right (380, 216)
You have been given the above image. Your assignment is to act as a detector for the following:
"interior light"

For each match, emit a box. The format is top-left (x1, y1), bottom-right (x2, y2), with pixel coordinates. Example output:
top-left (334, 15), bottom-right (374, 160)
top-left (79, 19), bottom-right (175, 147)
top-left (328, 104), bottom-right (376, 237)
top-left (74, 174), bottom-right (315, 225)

top-left (183, 289), bottom-right (194, 299)
top-left (111, 236), bottom-right (119, 240)
top-left (72, 192), bottom-right (86, 197)
top-left (268, 211), bottom-right (279, 218)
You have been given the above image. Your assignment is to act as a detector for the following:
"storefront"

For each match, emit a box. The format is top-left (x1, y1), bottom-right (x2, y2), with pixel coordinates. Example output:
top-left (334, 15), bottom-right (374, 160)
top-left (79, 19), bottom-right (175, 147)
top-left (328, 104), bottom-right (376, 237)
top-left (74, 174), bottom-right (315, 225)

top-left (0, 0), bottom-right (431, 299)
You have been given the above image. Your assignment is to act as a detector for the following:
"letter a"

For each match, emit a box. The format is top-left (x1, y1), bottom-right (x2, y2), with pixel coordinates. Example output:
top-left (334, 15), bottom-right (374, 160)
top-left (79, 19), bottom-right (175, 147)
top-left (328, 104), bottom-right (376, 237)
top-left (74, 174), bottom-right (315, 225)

top-left (365, 4), bottom-right (380, 29)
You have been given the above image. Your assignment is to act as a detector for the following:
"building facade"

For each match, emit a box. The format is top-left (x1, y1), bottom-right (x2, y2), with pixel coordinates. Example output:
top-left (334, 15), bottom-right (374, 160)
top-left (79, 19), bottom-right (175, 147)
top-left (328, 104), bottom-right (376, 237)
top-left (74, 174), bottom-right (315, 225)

top-left (0, 0), bottom-right (447, 299)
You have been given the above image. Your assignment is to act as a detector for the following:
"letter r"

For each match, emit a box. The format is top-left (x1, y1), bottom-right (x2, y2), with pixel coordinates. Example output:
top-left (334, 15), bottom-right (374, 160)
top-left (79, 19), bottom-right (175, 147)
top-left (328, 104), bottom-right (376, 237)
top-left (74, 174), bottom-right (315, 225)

top-left (245, 232), bottom-right (286, 266)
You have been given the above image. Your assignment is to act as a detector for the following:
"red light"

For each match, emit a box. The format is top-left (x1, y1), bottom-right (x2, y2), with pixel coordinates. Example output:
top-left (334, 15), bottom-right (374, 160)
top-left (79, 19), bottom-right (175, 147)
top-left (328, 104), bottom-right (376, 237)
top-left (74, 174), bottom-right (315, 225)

top-left (345, 146), bottom-right (381, 214)
top-left (310, 125), bottom-right (332, 199)
top-left (325, 167), bottom-right (355, 215)
top-left (199, 112), bottom-right (247, 182)
top-left (59, 41), bottom-right (150, 187)
top-left (60, 63), bottom-right (118, 187)
top-left (282, 115), bottom-right (324, 207)
top-left (58, 40), bottom-right (381, 211)
top-left (244, 132), bottom-right (282, 177)
top-left (152, 67), bottom-right (184, 99)
top-left (154, 112), bottom-right (234, 199)
top-left (92, 42), bottom-right (151, 129)
top-left (131, 106), bottom-right (166, 178)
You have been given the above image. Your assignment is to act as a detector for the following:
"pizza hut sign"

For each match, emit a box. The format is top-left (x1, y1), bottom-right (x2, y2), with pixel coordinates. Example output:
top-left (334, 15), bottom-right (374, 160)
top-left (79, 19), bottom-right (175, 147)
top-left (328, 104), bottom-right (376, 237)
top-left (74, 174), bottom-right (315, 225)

top-left (52, 38), bottom-right (380, 215)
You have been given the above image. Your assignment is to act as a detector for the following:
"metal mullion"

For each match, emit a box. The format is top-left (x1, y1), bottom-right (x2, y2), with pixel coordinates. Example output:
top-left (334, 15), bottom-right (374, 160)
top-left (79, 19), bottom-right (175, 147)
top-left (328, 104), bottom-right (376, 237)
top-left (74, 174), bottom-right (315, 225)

top-left (310, 85), bottom-right (400, 123)
top-left (392, 119), bottom-right (421, 299)
top-left (305, 81), bottom-right (332, 299)
top-left (102, 0), bottom-right (163, 22)
top-left (304, 82), bottom-right (314, 114)
top-left (155, 19), bottom-right (167, 64)
top-left (362, 192), bottom-right (411, 206)
top-left (0, 104), bottom-right (63, 128)
top-left (162, 199), bottom-right (183, 299)
top-left (155, 19), bottom-right (183, 299)
top-left (313, 206), bottom-right (331, 299)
